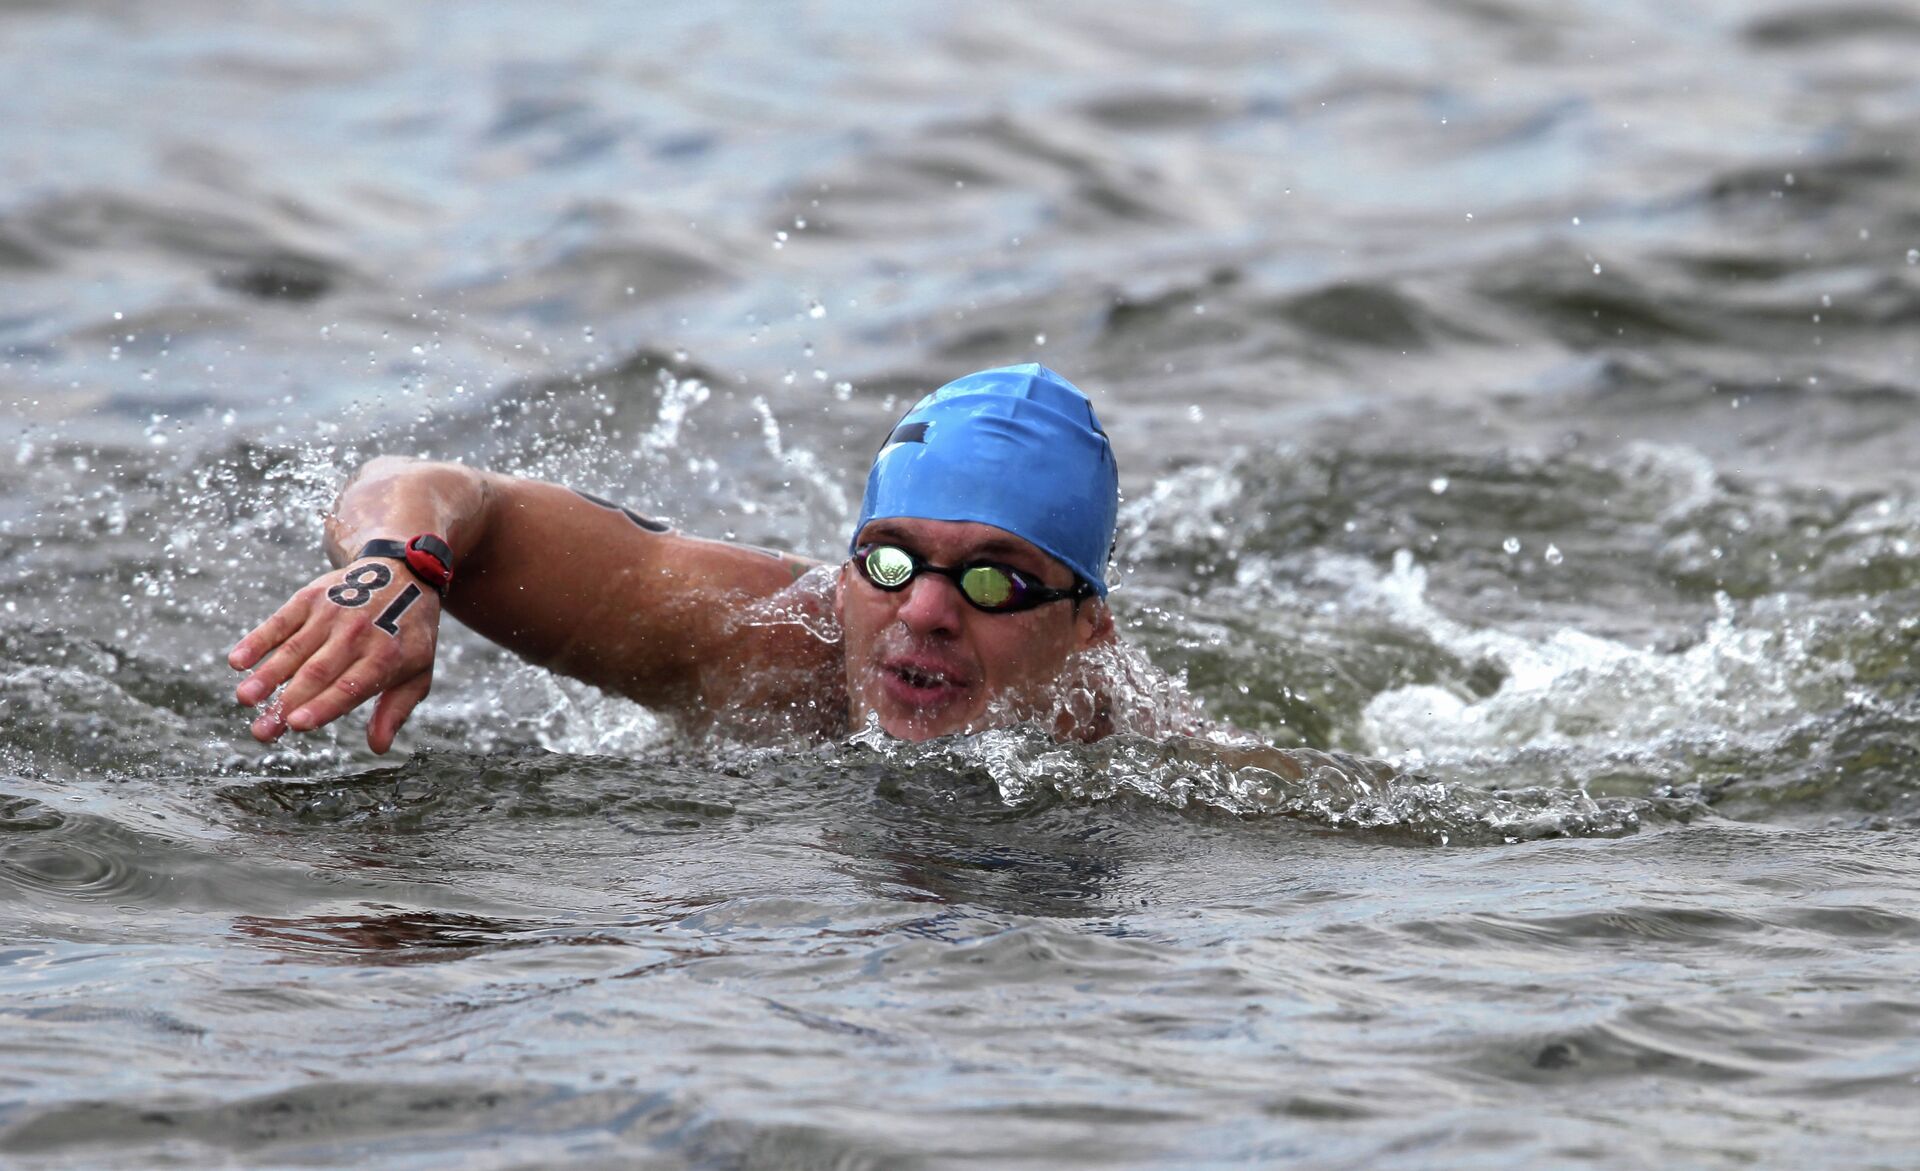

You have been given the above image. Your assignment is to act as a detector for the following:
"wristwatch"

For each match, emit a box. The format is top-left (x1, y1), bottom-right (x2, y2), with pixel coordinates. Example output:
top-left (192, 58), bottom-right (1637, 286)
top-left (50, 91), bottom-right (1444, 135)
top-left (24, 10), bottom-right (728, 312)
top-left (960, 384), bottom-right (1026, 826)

top-left (355, 533), bottom-right (455, 596)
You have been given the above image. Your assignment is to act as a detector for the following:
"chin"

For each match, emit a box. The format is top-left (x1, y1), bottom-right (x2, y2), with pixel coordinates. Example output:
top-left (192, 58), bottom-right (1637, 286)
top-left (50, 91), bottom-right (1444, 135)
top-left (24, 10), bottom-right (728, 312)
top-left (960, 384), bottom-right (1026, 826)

top-left (874, 708), bottom-right (971, 742)
top-left (862, 693), bottom-right (986, 742)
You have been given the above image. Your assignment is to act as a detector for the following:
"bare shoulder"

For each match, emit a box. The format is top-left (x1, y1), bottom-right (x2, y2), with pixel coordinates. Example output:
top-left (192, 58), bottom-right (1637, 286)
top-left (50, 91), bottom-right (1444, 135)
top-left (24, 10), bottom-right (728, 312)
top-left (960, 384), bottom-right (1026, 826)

top-left (697, 564), bottom-right (849, 741)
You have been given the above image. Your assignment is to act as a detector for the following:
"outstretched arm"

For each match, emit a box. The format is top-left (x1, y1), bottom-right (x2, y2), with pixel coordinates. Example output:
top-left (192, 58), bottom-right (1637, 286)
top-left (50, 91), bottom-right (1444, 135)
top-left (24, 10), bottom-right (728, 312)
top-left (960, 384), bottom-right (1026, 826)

top-left (229, 457), bottom-right (829, 752)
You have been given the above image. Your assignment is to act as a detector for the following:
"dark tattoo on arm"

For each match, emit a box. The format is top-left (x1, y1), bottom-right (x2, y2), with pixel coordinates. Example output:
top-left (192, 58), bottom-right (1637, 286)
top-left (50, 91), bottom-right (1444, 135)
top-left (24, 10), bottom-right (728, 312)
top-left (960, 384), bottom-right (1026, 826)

top-left (571, 488), bottom-right (670, 533)
top-left (743, 544), bottom-right (813, 580)
top-left (574, 488), bottom-right (809, 577)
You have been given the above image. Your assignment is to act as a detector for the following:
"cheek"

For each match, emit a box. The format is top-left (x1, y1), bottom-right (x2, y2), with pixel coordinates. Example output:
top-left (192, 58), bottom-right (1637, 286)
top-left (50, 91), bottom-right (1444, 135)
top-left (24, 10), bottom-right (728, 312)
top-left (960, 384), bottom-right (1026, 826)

top-left (978, 616), bottom-right (1074, 689)
top-left (833, 570), bottom-right (854, 631)
top-left (837, 590), bottom-right (889, 657)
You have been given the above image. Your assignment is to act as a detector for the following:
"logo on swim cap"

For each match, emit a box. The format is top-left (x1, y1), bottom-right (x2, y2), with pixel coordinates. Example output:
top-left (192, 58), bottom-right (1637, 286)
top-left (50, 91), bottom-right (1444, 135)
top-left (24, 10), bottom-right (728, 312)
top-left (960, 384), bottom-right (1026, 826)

top-left (851, 364), bottom-right (1119, 596)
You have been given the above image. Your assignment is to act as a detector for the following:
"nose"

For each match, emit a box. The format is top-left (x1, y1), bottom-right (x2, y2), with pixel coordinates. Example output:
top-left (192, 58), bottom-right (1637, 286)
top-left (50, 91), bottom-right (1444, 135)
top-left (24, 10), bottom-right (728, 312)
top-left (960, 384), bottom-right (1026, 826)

top-left (894, 571), bottom-right (967, 637)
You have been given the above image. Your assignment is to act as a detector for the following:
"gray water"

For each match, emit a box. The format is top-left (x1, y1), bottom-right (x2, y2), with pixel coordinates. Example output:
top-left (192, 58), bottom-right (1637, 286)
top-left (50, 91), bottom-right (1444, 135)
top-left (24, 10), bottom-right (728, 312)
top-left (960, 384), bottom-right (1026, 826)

top-left (6, 2), bottom-right (1920, 1166)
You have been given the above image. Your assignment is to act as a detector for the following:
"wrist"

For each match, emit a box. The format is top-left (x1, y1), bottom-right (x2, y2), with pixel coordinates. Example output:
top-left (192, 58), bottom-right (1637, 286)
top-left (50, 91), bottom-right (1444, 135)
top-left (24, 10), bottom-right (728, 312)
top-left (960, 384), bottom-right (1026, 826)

top-left (355, 533), bottom-right (455, 597)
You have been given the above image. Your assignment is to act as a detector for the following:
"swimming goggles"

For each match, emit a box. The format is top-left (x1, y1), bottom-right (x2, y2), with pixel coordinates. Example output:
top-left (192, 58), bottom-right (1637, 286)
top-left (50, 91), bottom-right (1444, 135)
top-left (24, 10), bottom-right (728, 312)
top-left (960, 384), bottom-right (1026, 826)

top-left (852, 543), bottom-right (1093, 613)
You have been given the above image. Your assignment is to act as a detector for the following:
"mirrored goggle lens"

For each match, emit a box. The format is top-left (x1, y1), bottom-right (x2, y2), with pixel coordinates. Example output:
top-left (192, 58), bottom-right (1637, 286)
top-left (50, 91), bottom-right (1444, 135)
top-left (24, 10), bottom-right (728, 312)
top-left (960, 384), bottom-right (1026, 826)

top-left (959, 565), bottom-right (1015, 608)
top-left (864, 545), bottom-right (915, 588)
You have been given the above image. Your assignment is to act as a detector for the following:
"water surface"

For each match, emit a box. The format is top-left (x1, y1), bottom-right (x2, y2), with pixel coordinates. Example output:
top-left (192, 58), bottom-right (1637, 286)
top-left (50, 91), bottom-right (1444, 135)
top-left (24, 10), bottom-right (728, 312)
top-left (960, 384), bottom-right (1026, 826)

top-left (6, 2), bottom-right (1920, 1166)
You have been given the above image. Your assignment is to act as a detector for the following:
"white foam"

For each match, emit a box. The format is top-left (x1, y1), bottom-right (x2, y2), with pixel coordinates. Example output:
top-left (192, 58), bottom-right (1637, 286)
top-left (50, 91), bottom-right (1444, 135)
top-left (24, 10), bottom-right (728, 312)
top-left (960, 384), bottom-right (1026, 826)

top-left (1349, 549), bottom-right (1844, 764)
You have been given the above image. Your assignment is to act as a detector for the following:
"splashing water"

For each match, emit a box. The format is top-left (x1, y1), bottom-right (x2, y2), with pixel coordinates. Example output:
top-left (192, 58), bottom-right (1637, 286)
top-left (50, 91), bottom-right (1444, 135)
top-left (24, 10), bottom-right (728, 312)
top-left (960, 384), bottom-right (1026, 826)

top-left (1353, 551), bottom-right (1842, 777)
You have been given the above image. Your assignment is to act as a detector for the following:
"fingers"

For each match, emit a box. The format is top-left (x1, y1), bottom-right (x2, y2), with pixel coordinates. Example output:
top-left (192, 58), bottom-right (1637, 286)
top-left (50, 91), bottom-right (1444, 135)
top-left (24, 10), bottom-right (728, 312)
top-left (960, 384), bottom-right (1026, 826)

top-left (261, 633), bottom-right (364, 735)
top-left (246, 634), bottom-right (352, 742)
top-left (367, 672), bottom-right (433, 755)
top-left (234, 608), bottom-right (330, 708)
top-left (281, 653), bottom-right (378, 731)
top-left (229, 592), bottom-right (313, 672)
top-left (245, 637), bottom-right (407, 745)
top-left (235, 564), bottom-right (442, 750)
top-left (284, 651), bottom-right (425, 734)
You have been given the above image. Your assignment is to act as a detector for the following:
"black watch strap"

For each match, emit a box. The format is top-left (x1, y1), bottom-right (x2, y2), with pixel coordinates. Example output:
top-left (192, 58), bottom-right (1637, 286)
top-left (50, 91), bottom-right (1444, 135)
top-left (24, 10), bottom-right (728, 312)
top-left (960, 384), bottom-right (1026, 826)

top-left (357, 539), bottom-right (409, 563)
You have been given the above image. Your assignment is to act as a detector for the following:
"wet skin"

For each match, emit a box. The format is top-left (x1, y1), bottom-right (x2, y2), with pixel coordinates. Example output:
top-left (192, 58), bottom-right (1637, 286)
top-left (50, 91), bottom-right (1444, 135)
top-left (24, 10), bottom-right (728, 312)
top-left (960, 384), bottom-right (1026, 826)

top-left (836, 517), bottom-right (1113, 741)
top-left (231, 459), bottom-right (1114, 750)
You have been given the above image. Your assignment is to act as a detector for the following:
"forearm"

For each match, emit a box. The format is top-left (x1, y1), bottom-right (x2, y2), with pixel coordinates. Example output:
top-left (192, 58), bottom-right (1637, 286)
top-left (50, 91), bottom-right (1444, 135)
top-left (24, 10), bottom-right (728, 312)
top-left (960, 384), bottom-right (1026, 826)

top-left (323, 456), bottom-right (494, 570)
top-left (313, 461), bottom-right (824, 721)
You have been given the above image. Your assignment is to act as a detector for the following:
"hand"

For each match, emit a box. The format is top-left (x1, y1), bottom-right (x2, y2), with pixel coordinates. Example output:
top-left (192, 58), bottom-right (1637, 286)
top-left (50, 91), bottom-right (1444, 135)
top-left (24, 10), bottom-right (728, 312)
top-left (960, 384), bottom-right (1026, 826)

top-left (229, 558), bottom-right (442, 753)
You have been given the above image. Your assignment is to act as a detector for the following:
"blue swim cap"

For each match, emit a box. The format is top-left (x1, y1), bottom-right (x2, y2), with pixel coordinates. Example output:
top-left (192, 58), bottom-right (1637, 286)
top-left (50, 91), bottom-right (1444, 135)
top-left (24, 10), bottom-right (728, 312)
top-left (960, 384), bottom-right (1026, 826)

top-left (851, 364), bottom-right (1118, 596)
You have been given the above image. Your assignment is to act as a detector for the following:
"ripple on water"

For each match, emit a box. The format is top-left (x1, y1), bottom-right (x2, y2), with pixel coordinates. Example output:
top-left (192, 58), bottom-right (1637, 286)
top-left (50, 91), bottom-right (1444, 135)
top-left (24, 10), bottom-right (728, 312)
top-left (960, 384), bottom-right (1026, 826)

top-left (1475, 992), bottom-right (1920, 1097)
top-left (0, 791), bottom-right (369, 918)
top-left (0, 796), bottom-right (149, 906)
top-left (0, 1080), bottom-right (918, 1168)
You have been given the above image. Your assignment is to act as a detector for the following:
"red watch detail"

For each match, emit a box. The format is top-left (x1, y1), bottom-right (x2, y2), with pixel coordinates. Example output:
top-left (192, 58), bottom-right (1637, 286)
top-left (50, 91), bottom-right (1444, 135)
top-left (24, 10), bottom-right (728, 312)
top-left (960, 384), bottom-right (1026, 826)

top-left (403, 533), bottom-right (455, 594)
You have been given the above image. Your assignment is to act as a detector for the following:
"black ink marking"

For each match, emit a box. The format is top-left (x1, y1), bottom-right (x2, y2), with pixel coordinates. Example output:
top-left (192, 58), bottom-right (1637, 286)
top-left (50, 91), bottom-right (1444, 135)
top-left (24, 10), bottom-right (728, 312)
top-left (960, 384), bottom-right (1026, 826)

top-left (327, 563), bottom-right (392, 608)
top-left (624, 507), bottom-right (669, 532)
top-left (372, 583), bottom-right (423, 637)
top-left (572, 488), bottom-right (671, 532)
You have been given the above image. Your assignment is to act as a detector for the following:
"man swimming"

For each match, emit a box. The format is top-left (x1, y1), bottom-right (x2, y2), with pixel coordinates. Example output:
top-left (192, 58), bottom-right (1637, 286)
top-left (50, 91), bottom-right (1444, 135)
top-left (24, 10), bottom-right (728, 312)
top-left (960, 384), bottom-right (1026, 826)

top-left (229, 364), bottom-right (1131, 751)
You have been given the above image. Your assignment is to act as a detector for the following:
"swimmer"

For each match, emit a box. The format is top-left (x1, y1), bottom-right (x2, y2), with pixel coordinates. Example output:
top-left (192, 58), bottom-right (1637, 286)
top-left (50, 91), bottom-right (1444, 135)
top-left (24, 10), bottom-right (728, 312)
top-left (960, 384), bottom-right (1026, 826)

top-left (229, 364), bottom-right (1131, 751)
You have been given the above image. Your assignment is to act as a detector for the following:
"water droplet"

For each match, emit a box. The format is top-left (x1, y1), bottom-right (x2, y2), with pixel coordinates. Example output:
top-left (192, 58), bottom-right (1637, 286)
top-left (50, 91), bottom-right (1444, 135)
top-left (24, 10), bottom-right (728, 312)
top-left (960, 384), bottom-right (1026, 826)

top-left (113, 311), bottom-right (124, 321)
top-left (1571, 216), bottom-right (1581, 226)
top-left (1502, 536), bottom-right (1522, 554)
top-left (1034, 332), bottom-right (1047, 346)
top-left (807, 300), bottom-right (826, 319)
top-left (1187, 404), bottom-right (1204, 422)
top-left (1465, 212), bottom-right (1474, 221)
top-left (1429, 476), bottom-right (1449, 495)
top-left (1544, 544), bottom-right (1563, 566)
top-left (1907, 249), bottom-right (1918, 266)
top-left (1592, 262), bottom-right (1603, 275)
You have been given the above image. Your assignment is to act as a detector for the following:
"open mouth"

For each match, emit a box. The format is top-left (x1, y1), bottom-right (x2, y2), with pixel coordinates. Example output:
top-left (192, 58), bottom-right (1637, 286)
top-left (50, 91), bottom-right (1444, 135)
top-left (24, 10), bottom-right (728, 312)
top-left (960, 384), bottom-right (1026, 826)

top-left (878, 657), bottom-right (974, 711)
top-left (893, 664), bottom-right (952, 690)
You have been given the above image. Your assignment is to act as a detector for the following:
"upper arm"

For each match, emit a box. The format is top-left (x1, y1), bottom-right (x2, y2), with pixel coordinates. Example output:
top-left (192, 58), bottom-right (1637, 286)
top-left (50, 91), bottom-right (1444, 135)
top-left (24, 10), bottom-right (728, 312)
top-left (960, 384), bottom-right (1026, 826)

top-left (451, 476), bottom-right (833, 716)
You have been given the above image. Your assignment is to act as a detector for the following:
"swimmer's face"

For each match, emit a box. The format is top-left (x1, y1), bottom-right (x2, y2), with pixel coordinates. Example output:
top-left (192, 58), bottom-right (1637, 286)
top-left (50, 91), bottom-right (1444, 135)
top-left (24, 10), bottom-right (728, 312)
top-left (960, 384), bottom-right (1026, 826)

top-left (836, 518), bottom-right (1111, 741)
